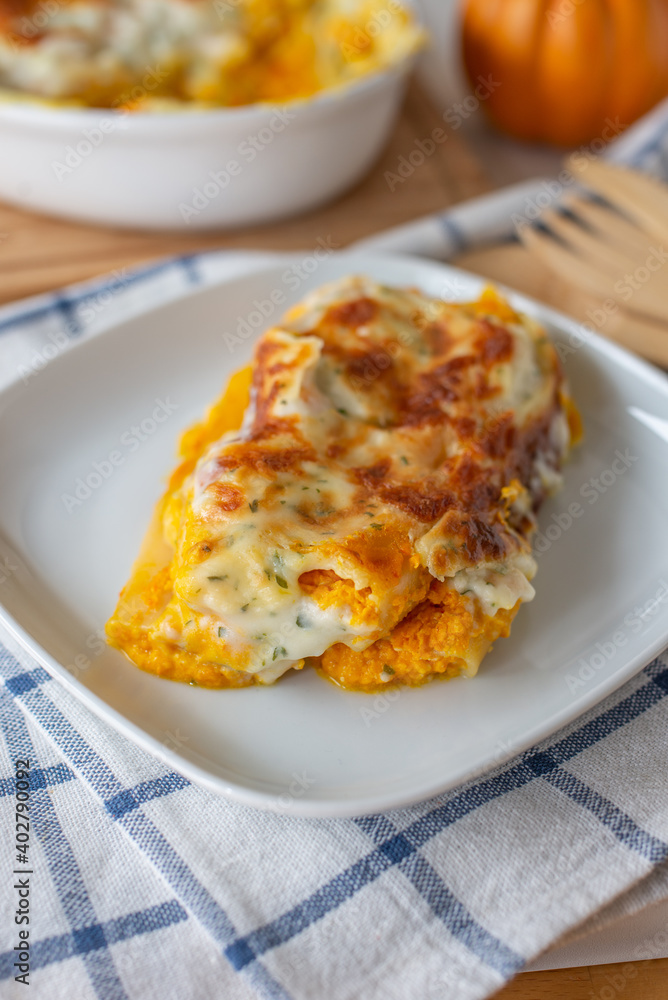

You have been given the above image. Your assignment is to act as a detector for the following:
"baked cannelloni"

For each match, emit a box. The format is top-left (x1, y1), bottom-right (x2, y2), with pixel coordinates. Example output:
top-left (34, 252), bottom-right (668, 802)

top-left (106, 276), bottom-right (581, 690)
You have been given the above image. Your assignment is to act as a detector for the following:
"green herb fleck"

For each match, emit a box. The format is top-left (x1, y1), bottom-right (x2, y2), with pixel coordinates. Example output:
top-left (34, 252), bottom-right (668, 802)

top-left (249, 499), bottom-right (259, 512)
top-left (296, 613), bottom-right (309, 628)
top-left (337, 408), bottom-right (348, 416)
top-left (382, 664), bottom-right (395, 675)
top-left (208, 574), bottom-right (227, 581)
top-left (241, 604), bottom-right (249, 612)
top-left (273, 645), bottom-right (288, 660)
top-left (218, 626), bottom-right (226, 638)
top-left (370, 523), bottom-right (383, 530)
top-left (276, 575), bottom-right (288, 589)
top-left (400, 456), bottom-right (409, 465)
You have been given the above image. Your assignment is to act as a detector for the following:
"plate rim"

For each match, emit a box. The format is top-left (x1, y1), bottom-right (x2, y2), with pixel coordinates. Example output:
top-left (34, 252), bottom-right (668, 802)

top-left (1, 250), bottom-right (667, 817)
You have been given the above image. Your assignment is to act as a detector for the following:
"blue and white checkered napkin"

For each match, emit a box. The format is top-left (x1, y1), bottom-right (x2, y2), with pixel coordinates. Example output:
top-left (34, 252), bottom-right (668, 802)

top-left (2, 101), bottom-right (668, 1000)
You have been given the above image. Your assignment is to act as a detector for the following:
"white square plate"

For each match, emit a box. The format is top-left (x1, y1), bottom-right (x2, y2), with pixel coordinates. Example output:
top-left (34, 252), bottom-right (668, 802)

top-left (1, 252), bottom-right (667, 817)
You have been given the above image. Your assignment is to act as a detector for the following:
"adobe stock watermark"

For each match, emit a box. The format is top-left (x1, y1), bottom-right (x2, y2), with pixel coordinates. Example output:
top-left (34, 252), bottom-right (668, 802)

top-left (51, 68), bottom-right (169, 180)
top-left (554, 245), bottom-right (668, 345)
top-left (486, 733), bottom-right (523, 770)
top-left (634, 918), bottom-right (668, 961)
top-left (583, 919), bottom-right (668, 1000)
top-left (61, 397), bottom-right (179, 513)
top-left (411, 277), bottom-right (471, 323)
top-left (179, 107), bottom-right (296, 223)
top-left (51, 117), bottom-right (127, 180)
top-left (605, 246), bottom-right (668, 304)
top-left (510, 118), bottom-right (626, 232)
top-left (163, 729), bottom-right (190, 753)
top-left (111, 66), bottom-right (170, 113)
top-left (66, 598), bottom-right (137, 678)
top-left (212, 0), bottom-right (243, 16)
top-left (588, 963), bottom-right (639, 1000)
top-left (66, 627), bottom-right (107, 679)
top-left (534, 449), bottom-right (638, 556)
top-left (276, 771), bottom-right (316, 810)
top-left (565, 578), bottom-right (668, 694)
top-left (360, 688), bottom-right (401, 727)
top-left (280, 949), bottom-right (312, 987)
top-left (18, 268), bottom-right (131, 384)
top-left (18, 328), bottom-right (73, 385)
top-left (222, 236), bottom-right (340, 351)
top-left (0, 555), bottom-right (19, 587)
top-left (553, 240), bottom-right (668, 357)
top-left (4, 0), bottom-right (61, 50)
top-left (427, 960), bottom-right (472, 999)
top-left (338, 0), bottom-right (406, 58)
top-left (385, 75), bottom-right (500, 191)
top-left (554, 317), bottom-right (598, 364)
top-left (547, 0), bottom-right (587, 27)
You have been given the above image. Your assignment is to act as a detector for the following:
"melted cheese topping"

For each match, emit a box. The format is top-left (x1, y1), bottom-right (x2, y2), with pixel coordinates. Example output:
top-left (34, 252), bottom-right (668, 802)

top-left (106, 277), bottom-right (580, 690)
top-left (0, 0), bottom-right (422, 108)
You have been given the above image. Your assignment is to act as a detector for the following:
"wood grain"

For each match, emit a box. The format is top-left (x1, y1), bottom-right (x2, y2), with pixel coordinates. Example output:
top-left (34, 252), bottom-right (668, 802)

top-left (0, 81), bottom-right (482, 304)
top-left (1, 80), bottom-right (666, 997)
top-left (495, 957), bottom-right (668, 1000)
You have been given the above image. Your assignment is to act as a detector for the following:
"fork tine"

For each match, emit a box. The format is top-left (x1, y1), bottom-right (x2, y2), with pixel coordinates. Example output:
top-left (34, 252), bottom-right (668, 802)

top-left (518, 223), bottom-right (668, 320)
top-left (565, 157), bottom-right (668, 245)
top-left (538, 207), bottom-right (643, 275)
top-left (594, 305), bottom-right (668, 367)
top-left (561, 194), bottom-right (654, 254)
top-left (519, 224), bottom-right (624, 300)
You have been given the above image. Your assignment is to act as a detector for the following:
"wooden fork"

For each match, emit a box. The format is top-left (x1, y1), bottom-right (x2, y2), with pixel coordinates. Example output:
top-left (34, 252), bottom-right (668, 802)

top-left (518, 157), bottom-right (668, 324)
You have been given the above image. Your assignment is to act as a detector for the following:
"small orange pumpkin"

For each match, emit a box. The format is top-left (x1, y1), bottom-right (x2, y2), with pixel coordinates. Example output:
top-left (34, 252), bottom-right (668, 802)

top-left (462, 0), bottom-right (668, 146)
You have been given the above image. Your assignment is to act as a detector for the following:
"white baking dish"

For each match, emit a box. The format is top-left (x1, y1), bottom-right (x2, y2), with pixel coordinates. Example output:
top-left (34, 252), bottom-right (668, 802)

top-left (0, 57), bottom-right (413, 231)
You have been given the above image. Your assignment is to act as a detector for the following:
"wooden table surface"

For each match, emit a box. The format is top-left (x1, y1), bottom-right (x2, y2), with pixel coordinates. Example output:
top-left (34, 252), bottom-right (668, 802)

top-left (1, 81), bottom-right (667, 998)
